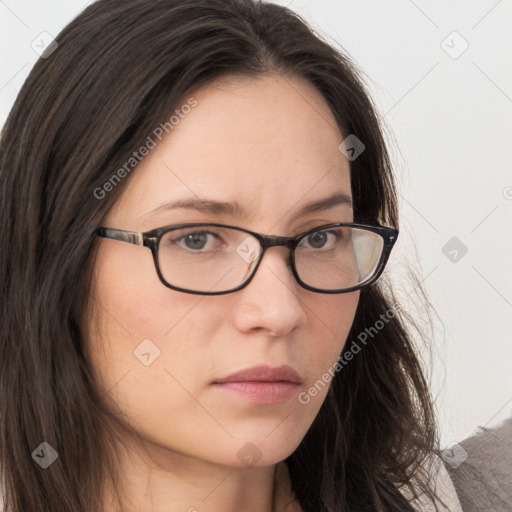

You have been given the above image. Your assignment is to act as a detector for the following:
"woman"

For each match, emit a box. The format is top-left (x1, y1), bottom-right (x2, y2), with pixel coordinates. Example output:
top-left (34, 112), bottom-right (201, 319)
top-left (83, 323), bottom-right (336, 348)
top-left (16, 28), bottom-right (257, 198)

top-left (0, 0), bottom-right (462, 510)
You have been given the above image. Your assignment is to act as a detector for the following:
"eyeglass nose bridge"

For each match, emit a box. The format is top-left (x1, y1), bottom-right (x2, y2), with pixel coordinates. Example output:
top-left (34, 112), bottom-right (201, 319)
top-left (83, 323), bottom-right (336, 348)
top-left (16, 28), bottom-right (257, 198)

top-left (249, 233), bottom-right (300, 265)
top-left (233, 232), bottom-right (298, 277)
top-left (257, 233), bottom-right (298, 249)
top-left (237, 233), bottom-right (302, 291)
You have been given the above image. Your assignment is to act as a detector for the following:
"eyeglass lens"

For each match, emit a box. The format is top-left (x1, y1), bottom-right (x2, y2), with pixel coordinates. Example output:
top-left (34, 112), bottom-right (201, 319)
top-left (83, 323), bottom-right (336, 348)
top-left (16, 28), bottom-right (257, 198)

top-left (156, 225), bottom-right (384, 293)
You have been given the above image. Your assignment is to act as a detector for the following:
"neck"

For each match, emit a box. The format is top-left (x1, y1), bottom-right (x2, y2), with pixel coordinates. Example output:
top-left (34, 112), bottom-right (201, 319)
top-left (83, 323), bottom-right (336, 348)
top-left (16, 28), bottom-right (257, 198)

top-left (100, 440), bottom-right (284, 512)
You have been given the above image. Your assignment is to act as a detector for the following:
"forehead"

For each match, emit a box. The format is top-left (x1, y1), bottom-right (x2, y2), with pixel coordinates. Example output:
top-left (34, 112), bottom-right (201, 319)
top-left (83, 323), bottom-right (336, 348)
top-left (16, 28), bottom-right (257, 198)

top-left (108, 74), bottom-right (352, 228)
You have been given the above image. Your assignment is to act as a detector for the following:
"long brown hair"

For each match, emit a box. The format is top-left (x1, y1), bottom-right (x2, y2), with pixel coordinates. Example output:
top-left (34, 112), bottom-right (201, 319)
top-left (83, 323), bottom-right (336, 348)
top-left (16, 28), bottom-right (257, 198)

top-left (0, 0), bottom-right (444, 510)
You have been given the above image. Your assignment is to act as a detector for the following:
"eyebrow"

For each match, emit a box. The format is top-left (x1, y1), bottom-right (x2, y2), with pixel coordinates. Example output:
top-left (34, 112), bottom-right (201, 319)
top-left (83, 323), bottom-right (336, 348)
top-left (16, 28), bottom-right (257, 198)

top-left (140, 191), bottom-right (353, 221)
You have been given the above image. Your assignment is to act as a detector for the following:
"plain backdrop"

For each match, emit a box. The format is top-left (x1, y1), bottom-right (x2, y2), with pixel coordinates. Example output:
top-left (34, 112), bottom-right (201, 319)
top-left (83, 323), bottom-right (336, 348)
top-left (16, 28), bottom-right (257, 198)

top-left (1, 0), bottom-right (511, 448)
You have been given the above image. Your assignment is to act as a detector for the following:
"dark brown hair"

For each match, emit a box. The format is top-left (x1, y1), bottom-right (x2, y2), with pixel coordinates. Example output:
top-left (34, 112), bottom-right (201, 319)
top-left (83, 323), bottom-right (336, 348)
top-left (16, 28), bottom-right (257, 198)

top-left (0, 0), bottom-right (445, 510)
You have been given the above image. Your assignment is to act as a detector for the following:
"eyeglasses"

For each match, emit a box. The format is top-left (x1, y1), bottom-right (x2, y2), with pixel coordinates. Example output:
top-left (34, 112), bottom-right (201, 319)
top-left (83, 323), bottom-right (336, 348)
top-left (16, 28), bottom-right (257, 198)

top-left (95, 222), bottom-right (398, 295)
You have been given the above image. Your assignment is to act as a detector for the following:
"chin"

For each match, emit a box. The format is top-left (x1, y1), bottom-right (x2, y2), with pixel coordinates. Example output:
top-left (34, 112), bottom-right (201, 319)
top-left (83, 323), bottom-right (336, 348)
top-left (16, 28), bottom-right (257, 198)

top-left (215, 429), bottom-right (305, 469)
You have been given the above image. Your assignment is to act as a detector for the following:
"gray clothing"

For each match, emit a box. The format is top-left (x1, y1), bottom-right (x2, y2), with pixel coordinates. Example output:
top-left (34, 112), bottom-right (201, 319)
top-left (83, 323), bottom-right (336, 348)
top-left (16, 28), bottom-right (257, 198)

top-left (444, 415), bottom-right (512, 512)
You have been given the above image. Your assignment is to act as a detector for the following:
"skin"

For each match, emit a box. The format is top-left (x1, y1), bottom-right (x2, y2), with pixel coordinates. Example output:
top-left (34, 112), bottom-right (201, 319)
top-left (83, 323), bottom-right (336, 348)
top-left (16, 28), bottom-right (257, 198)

top-left (88, 73), bottom-right (359, 512)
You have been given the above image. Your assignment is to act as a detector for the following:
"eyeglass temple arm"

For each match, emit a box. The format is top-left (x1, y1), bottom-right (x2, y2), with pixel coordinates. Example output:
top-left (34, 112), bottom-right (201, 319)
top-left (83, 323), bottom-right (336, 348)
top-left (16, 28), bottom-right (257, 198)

top-left (96, 227), bottom-right (144, 247)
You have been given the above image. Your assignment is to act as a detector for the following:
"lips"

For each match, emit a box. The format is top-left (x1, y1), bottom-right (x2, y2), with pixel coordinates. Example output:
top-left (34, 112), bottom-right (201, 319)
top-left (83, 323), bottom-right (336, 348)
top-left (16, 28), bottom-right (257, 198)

top-left (213, 364), bottom-right (302, 384)
top-left (211, 365), bottom-right (303, 404)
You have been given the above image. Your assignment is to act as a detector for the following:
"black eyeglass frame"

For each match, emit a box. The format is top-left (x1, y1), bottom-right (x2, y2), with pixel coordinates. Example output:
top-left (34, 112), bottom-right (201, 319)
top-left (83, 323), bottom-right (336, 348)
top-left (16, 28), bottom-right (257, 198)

top-left (95, 222), bottom-right (398, 295)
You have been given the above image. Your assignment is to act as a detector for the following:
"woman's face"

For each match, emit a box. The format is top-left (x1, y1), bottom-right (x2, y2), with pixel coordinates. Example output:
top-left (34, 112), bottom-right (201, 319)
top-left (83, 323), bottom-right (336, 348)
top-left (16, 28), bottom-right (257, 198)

top-left (88, 74), bottom-right (359, 468)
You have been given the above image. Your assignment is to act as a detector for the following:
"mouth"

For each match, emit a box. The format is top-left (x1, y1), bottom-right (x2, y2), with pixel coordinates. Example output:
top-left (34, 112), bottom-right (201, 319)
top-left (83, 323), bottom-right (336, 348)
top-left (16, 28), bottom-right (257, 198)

top-left (211, 365), bottom-right (302, 404)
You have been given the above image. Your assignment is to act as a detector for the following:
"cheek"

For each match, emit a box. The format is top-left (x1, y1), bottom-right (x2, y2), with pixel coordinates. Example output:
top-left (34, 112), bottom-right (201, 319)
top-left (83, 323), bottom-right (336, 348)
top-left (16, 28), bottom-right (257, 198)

top-left (86, 242), bottom-right (220, 396)
top-left (310, 290), bottom-right (359, 352)
top-left (299, 291), bottom-right (359, 402)
top-left (89, 242), bottom-right (169, 335)
top-left (86, 244), bottom-right (228, 448)
top-left (89, 240), bottom-right (217, 341)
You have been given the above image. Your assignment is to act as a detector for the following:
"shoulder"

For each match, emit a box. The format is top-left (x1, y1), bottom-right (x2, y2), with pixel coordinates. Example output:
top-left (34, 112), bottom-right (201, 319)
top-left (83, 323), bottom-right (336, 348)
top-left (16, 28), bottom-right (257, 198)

top-left (277, 457), bottom-right (463, 512)
top-left (443, 415), bottom-right (512, 512)
top-left (398, 453), bottom-right (463, 512)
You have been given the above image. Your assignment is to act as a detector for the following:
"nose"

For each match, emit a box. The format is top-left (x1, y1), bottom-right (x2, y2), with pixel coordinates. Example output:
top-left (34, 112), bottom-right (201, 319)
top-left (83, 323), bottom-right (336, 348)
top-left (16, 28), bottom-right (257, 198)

top-left (231, 246), bottom-right (307, 336)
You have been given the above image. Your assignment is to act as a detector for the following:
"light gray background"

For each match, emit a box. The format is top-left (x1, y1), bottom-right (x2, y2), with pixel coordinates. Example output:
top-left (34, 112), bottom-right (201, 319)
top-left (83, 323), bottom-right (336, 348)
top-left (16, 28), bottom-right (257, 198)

top-left (1, 0), bottom-right (511, 448)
